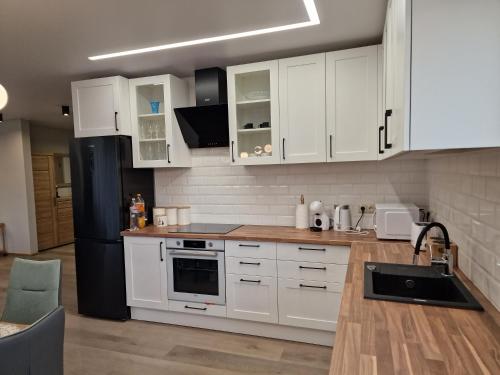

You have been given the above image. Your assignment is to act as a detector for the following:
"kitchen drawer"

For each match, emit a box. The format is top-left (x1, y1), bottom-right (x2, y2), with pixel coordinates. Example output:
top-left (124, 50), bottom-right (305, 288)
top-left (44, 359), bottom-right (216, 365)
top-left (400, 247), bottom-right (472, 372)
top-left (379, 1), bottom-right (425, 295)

top-left (277, 260), bottom-right (347, 284)
top-left (168, 300), bottom-right (226, 318)
top-left (226, 240), bottom-right (276, 259)
top-left (226, 257), bottom-right (277, 277)
top-left (277, 243), bottom-right (350, 264)
top-left (278, 278), bottom-right (343, 331)
top-left (226, 274), bottom-right (278, 323)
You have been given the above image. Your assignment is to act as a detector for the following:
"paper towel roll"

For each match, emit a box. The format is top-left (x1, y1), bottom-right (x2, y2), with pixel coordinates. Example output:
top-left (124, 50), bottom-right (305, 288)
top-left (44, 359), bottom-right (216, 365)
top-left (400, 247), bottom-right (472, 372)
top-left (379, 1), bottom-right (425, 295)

top-left (295, 204), bottom-right (309, 229)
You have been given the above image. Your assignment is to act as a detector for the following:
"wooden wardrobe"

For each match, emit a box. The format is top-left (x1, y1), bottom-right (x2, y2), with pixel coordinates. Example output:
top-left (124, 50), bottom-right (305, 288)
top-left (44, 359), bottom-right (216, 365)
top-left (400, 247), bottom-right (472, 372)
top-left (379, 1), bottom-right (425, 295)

top-left (32, 154), bottom-right (74, 250)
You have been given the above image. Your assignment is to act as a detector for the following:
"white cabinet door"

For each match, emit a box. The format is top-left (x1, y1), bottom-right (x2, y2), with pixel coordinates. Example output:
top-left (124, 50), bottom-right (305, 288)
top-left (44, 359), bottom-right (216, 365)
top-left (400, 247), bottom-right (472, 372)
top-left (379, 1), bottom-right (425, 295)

top-left (71, 76), bottom-right (131, 138)
top-left (129, 74), bottom-right (191, 168)
top-left (278, 278), bottom-right (342, 331)
top-left (227, 60), bottom-right (280, 165)
top-left (326, 46), bottom-right (379, 162)
top-left (279, 53), bottom-right (326, 164)
top-left (226, 274), bottom-right (278, 323)
top-left (124, 237), bottom-right (168, 310)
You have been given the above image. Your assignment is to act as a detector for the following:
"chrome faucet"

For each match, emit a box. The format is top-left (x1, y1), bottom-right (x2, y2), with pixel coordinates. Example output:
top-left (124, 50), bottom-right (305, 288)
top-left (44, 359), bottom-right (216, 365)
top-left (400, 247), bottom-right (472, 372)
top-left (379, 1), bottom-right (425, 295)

top-left (413, 222), bottom-right (453, 276)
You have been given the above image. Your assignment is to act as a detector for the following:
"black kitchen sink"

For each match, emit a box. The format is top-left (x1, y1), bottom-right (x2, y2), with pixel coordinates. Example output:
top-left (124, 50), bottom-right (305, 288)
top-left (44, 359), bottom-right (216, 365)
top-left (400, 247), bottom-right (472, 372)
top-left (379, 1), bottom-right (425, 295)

top-left (364, 262), bottom-right (483, 310)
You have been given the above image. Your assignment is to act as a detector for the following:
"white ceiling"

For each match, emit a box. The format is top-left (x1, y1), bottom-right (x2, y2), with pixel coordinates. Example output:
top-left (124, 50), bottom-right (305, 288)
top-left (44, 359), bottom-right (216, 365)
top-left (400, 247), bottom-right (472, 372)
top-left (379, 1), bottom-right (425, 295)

top-left (0, 0), bottom-right (387, 129)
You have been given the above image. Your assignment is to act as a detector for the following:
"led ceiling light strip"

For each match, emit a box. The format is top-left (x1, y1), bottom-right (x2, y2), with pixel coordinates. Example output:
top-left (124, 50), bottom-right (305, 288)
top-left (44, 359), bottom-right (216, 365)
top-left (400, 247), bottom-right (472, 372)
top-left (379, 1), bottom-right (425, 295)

top-left (89, 0), bottom-right (319, 61)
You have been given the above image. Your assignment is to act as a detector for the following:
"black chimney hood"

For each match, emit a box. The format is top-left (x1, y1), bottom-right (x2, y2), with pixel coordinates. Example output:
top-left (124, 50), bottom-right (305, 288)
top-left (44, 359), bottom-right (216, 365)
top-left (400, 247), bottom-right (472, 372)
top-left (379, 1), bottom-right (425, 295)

top-left (174, 68), bottom-right (229, 148)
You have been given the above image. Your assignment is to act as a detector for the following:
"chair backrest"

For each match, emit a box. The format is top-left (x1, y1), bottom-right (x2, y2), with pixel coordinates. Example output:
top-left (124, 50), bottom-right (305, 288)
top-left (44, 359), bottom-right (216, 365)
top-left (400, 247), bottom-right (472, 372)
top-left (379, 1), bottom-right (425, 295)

top-left (0, 306), bottom-right (65, 375)
top-left (2, 258), bottom-right (62, 325)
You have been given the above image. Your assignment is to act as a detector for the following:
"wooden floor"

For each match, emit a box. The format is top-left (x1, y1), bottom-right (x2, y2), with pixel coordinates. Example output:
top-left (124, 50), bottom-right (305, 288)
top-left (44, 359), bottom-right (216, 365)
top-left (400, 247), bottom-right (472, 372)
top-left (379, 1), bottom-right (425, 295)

top-left (0, 245), bottom-right (332, 374)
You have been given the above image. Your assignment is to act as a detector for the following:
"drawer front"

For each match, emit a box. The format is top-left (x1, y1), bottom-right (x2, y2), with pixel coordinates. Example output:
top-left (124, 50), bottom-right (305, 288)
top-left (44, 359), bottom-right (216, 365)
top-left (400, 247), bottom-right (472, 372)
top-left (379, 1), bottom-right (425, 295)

top-left (226, 274), bottom-right (278, 323)
top-left (277, 260), bottom-right (348, 284)
top-left (226, 240), bottom-right (276, 259)
top-left (278, 278), bottom-right (342, 331)
top-left (168, 300), bottom-right (226, 317)
top-left (277, 243), bottom-right (350, 264)
top-left (226, 257), bottom-right (277, 277)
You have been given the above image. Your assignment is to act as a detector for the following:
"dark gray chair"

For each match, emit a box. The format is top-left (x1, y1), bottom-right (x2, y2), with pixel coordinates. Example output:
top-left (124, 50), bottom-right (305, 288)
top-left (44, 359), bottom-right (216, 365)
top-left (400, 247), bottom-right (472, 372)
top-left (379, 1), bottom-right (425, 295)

top-left (0, 306), bottom-right (65, 375)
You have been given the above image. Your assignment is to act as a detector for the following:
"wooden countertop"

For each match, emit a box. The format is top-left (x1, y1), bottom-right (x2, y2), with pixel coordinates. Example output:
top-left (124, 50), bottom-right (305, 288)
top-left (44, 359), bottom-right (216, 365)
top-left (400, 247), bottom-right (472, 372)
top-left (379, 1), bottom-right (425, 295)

top-left (330, 241), bottom-right (500, 375)
top-left (121, 225), bottom-right (380, 246)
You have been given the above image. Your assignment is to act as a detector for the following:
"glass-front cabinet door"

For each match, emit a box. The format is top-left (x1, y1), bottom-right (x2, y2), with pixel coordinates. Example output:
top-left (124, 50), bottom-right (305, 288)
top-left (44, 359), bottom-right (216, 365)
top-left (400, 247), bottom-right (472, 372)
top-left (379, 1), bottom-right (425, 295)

top-left (227, 60), bottom-right (280, 165)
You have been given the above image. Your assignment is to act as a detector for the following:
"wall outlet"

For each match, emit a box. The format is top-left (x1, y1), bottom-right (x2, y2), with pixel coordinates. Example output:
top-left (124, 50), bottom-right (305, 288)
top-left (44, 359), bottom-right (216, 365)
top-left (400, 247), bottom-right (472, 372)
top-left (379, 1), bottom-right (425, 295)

top-left (358, 204), bottom-right (375, 214)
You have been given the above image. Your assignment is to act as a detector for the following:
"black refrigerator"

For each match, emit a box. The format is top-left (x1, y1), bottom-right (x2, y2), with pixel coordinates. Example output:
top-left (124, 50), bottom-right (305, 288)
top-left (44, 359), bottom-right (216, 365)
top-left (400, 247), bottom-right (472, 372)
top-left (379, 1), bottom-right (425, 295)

top-left (70, 136), bottom-right (154, 320)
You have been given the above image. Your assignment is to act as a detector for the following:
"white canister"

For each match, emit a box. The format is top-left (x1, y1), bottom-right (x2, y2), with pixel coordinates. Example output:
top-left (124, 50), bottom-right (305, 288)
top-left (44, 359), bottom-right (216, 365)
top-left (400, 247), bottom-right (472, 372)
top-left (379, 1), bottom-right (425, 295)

top-left (177, 206), bottom-right (191, 226)
top-left (153, 207), bottom-right (167, 226)
top-left (166, 207), bottom-right (178, 226)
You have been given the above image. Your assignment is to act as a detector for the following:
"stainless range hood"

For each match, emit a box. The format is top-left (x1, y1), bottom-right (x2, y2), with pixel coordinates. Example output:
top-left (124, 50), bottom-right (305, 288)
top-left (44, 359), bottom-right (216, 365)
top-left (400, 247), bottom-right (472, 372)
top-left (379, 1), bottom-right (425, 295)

top-left (174, 68), bottom-right (229, 148)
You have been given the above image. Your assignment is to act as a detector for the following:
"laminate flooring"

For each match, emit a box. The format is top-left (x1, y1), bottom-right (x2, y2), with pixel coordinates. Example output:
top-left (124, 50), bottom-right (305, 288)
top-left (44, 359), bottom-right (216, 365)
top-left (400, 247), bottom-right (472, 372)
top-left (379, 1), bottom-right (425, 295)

top-left (0, 245), bottom-right (332, 374)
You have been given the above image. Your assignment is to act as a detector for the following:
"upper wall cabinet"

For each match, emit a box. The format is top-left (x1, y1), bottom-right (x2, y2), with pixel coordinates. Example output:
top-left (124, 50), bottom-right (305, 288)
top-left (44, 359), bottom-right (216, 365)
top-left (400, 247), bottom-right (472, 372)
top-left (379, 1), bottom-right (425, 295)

top-left (326, 46), bottom-right (380, 162)
top-left (279, 53), bottom-right (326, 164)
top-left (380, 0), bottom-right (500, 158)
top-left (71, 76), bottom-right (131, 138)
top-left (129, 75), bottom-right (191, 168)
top-left (227, 61), bottom-right (280, 165)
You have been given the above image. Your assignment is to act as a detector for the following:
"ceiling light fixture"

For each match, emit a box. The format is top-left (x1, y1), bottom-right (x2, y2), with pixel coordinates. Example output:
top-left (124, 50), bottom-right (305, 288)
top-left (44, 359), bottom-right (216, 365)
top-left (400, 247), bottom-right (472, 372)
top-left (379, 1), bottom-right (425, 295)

top-left (62, 105), bottom-right (70, 116)
top-left (0, 84), bottom-right (8, 110)
top-left (0, 113), bottom-right (3, 123)
top-left (89, 0), bottom-right (320, 61)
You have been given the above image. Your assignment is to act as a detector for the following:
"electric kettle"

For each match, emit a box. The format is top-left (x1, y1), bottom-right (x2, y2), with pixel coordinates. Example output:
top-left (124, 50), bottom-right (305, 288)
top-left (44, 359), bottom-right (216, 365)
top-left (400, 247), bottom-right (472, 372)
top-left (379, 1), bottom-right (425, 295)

top-left (334, 205), bottom-right (351, 231)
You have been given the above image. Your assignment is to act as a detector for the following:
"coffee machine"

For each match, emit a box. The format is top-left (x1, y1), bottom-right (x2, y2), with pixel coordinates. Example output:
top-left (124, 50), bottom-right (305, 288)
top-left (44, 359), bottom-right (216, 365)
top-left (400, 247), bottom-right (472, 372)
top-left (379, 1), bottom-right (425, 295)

top-left (309, 201), bottom-right (330, 231)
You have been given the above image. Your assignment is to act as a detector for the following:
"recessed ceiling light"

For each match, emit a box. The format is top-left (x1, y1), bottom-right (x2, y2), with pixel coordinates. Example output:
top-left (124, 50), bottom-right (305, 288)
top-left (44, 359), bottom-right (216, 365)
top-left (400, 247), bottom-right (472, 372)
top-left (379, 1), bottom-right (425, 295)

top-left (89, 0), bottom-right (320, 61)
top-left (0, 84), bottom-right (8, 110)
top-left (62, 105), bottom-right (70, 116)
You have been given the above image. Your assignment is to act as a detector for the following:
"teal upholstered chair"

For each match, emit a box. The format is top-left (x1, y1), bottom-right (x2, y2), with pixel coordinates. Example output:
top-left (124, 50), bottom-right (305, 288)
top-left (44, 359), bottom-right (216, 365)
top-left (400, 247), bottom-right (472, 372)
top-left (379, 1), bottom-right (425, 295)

top-left (2, 258), bottom-right (62, 325)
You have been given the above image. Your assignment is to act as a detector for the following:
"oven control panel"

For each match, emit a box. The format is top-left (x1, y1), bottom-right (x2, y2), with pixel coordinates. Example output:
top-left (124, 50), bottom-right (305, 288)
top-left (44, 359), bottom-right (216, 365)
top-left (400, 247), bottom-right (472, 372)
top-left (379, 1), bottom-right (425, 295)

top-left (166, 238), bottom-right (225, 251)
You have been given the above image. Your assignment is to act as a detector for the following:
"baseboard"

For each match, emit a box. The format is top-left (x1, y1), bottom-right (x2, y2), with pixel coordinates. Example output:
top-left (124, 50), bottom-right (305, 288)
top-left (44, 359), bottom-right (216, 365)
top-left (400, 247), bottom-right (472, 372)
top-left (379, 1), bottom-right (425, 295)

top-left (131, 307), bottom-right (335, 346)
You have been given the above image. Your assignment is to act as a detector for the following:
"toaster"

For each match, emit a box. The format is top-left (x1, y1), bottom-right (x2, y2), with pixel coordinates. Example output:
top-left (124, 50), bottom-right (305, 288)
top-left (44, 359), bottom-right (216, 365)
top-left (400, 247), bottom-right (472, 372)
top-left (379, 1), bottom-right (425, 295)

top-left (374, 203), bottom-right (420, 240)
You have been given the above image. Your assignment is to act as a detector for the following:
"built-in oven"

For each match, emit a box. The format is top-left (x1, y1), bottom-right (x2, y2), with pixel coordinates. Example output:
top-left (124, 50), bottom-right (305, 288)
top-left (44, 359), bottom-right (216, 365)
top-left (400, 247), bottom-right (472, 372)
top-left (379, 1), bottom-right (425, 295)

top-left (166, 238), bottom-right (225, 305)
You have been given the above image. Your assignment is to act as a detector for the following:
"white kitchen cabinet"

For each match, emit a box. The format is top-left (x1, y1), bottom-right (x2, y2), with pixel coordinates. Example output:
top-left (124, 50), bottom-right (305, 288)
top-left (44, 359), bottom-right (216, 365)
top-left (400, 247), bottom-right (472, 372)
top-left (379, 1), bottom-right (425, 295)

top-left (124, 237), bottom-right (168, 310)
top-left (226, 274), bottom-right (278, 323)
top-left (326, 46), bottom-right (380, 162)
top-left (71, 76), bottom-right (131, 138)
top-left (278, 279), bottom-right (342, 331)
top-left (227, 61), bottom-right (280, 165)
top-left (380, 0), bottom-right (500, 158)
top-left (279, 53), bottom-right (326, 164)
top-left (129, 75), bottom-right (191, 168)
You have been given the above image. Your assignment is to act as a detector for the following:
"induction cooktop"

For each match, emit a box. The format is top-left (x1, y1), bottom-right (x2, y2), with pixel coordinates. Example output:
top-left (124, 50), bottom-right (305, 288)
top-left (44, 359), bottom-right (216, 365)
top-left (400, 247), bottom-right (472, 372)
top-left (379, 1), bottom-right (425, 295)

top-left (168, 223), bottom-right (241, 234)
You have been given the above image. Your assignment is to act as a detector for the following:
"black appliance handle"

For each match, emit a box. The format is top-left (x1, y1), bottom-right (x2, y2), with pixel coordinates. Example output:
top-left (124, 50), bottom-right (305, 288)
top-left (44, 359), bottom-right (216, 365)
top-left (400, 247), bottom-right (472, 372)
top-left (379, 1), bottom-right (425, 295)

top-left (384, 109), bottom-right (392, 149)
top-left (282, 138), bottom-right (286, 160)
top-left (299, 265), bottom-right (327, 270)
top-left (167, 144), bottom-right (171, 164)
top-left (231, 141), bottom-right (235, 163)
top-left (298, 247), bottom-right (326, 252)
top-left (329, 134), bottom-right (333, 158)
top-left (240, 279), bottom-right (261, 283)
top-left (159, 241), bottom-right (164, 262)
top-left (378, 126), bottom-right (385, 154)
top-left (114, 111), bottom-right (119, 131)
top-left (184, 305), bottom-right (207, 311)
top-left (299, 283), bottom-right (327, 289)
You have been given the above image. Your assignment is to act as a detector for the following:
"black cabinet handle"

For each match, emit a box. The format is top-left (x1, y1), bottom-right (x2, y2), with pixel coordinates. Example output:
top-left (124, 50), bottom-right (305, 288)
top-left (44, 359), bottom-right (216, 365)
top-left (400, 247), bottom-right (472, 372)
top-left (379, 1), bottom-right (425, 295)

top-left (238, 244), bottom-right (260, 248)
top-left (298, 247), bottom-right (326, 251)
top-left (299, 283), bottom-right (327, 289)
top-left (299, 265), bottom-right (327, 270)
top-left (329, 134), bottom-right (333, 158)
top-left (239, 261), bottom-right (261, 266)
top-left (282, 138), bottom-right (286, 160)
top-left (378, 126), bottom-right (385, 154)
top-left (240, 279), bottom-right (261, 283)
top-left (114, 111), bottom-right (119, 131)
top-left (184, 305), bottom-right (207, 311)
top-left (159, 241), bottom-right (164, 262)
top-left (231, 141), bottom-right (235, 163)
top-left (384, 109), bottom-right (392, 149)
top-left (167, 144), bottom-right (171, 164)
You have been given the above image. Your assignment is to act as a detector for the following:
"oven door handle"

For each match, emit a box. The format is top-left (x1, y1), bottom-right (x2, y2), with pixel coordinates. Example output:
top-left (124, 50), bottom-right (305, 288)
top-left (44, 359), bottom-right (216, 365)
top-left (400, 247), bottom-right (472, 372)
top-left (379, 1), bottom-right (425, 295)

top-left (168, 250), bottom-right (219, 257)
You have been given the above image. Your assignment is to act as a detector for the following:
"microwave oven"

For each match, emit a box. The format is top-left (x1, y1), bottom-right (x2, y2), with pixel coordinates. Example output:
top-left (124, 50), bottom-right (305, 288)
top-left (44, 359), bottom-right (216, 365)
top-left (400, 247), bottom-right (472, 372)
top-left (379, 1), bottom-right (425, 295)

top-left (374, 203), bottom-right (420, 240)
